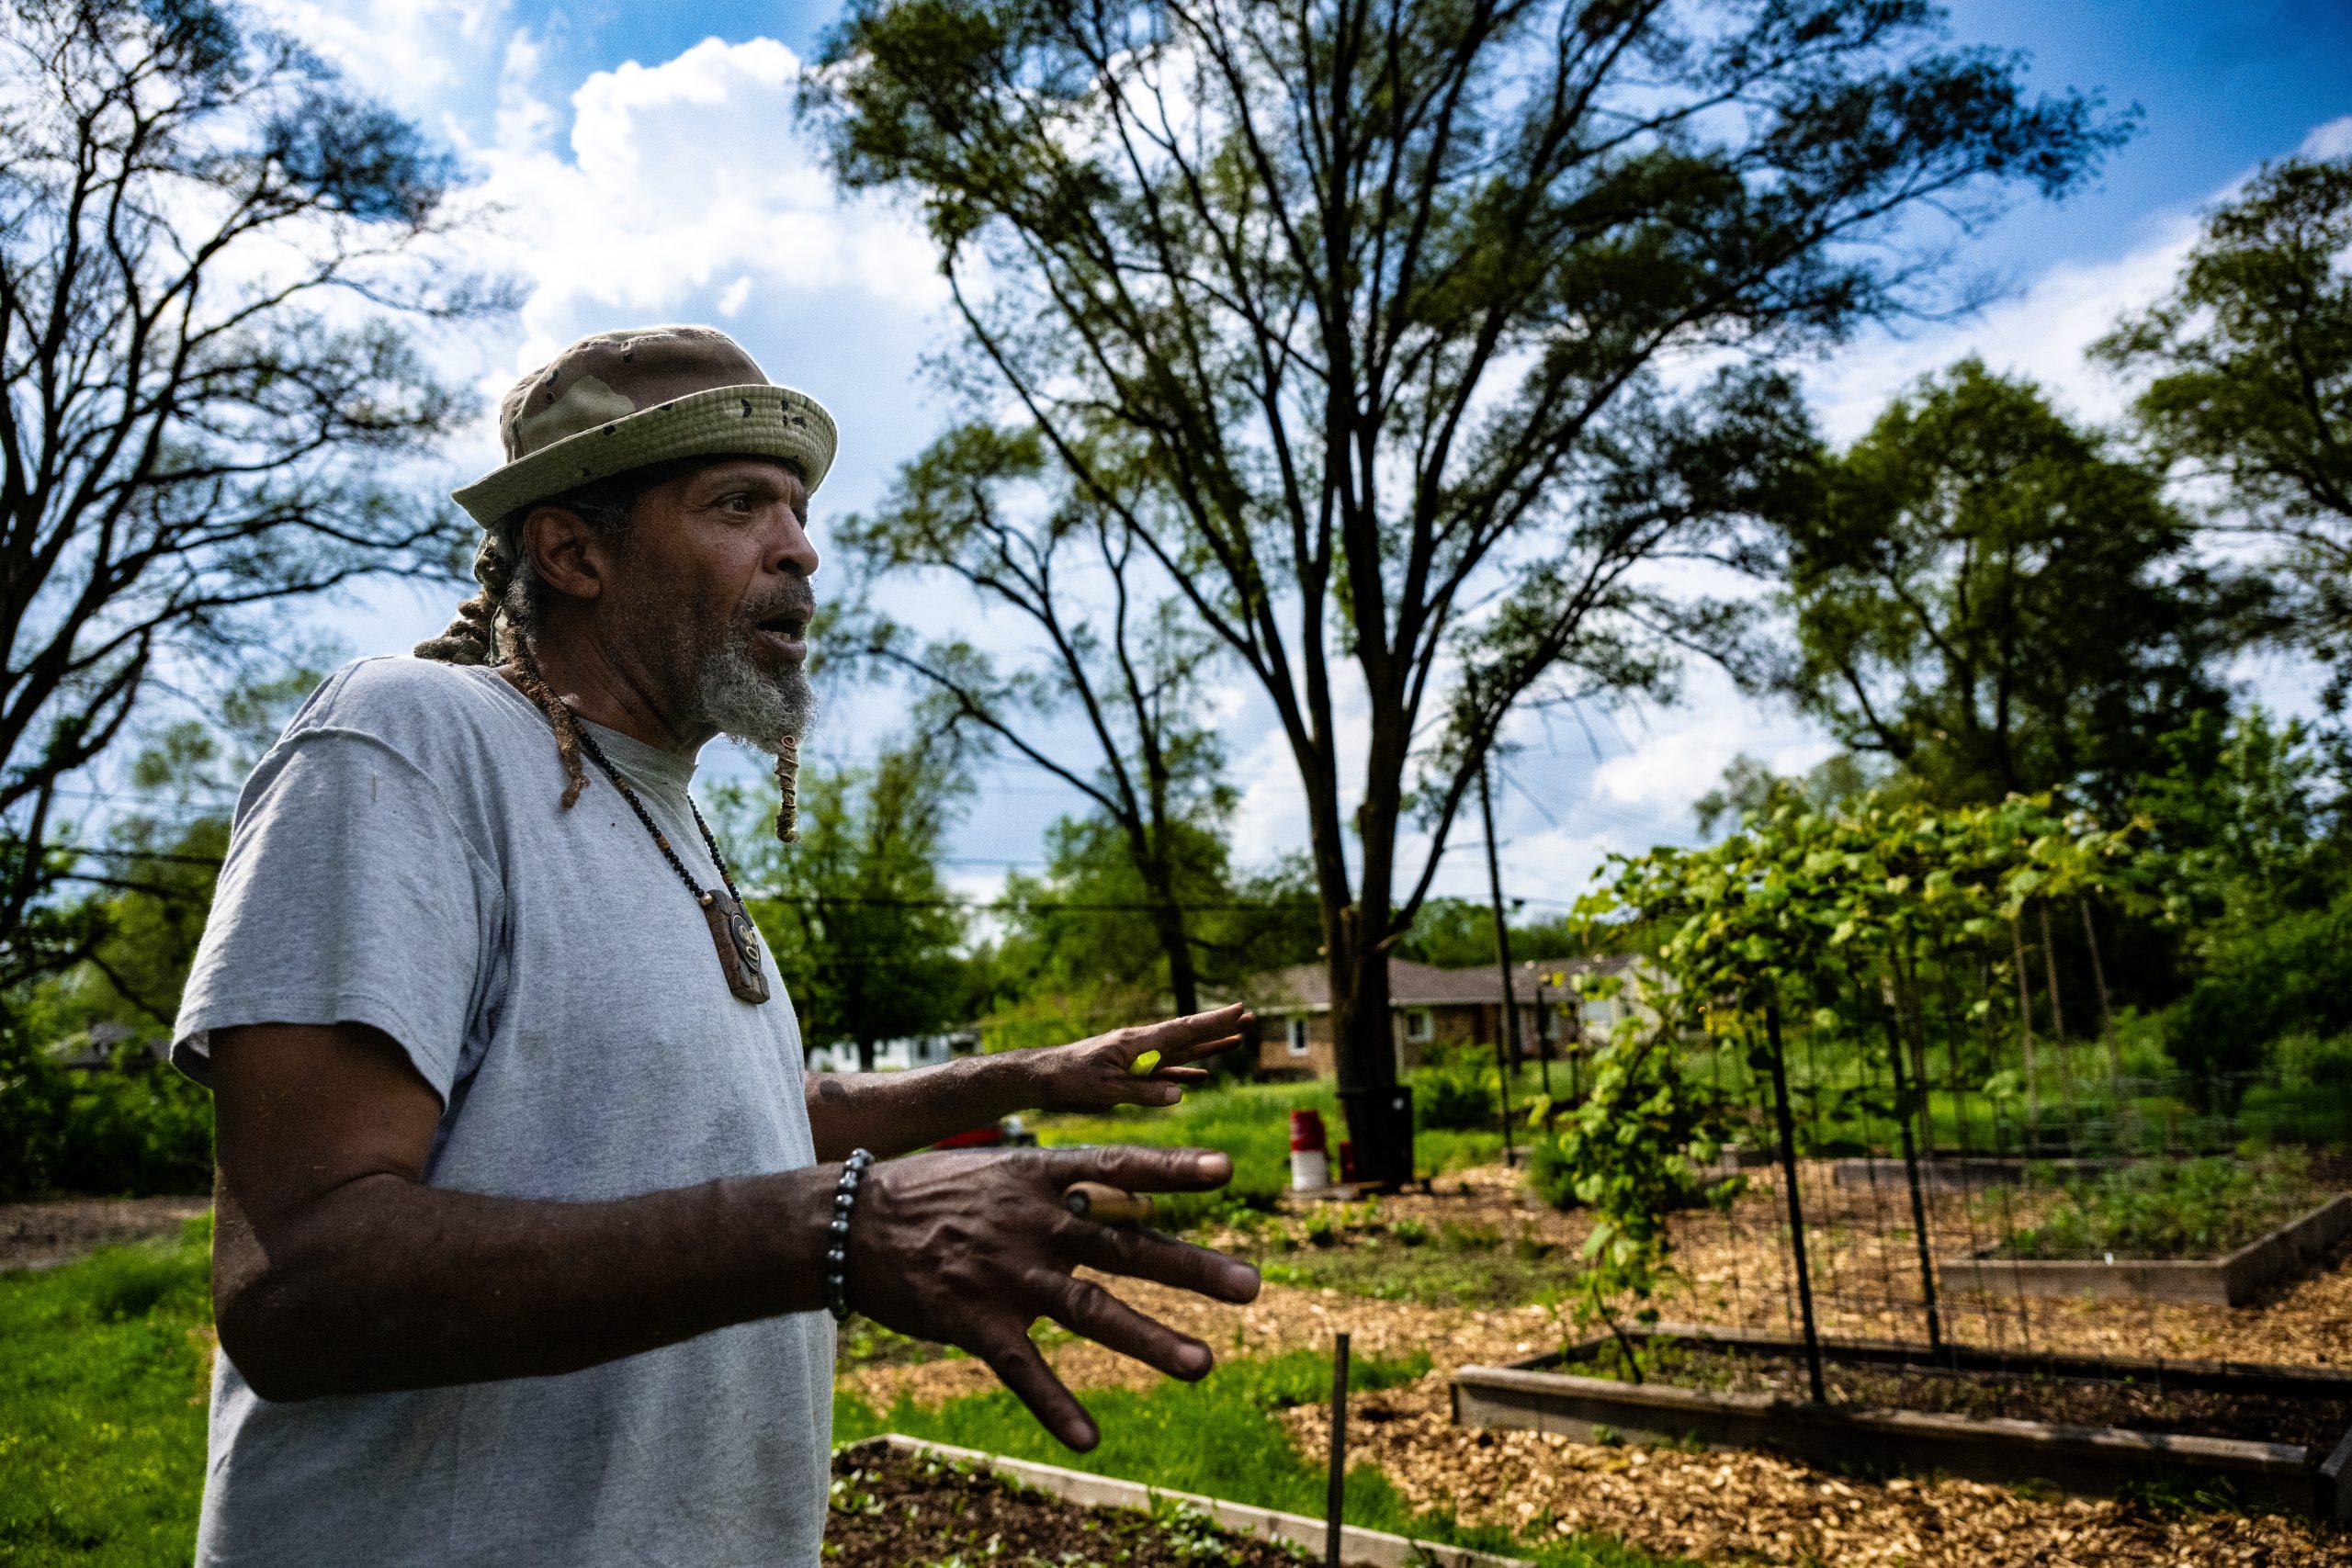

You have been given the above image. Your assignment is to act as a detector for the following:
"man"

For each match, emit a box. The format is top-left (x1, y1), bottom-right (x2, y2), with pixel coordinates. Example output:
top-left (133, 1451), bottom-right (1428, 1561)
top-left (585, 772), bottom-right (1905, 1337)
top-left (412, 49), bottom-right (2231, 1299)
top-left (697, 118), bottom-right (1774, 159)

top-left (172, 325), bottom-right (1261, 1567)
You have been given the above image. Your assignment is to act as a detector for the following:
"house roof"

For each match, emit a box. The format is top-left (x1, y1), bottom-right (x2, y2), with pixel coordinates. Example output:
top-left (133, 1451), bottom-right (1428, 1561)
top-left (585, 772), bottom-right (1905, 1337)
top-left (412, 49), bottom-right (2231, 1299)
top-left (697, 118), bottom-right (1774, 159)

top-left (1242, 953), bottom-right (1639, 1012)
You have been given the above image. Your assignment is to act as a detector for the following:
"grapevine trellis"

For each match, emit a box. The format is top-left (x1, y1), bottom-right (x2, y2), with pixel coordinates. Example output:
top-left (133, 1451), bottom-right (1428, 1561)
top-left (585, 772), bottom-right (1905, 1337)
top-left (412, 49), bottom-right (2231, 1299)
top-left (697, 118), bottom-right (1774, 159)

top-left (1547, 789), bottom-right (2184, 1391)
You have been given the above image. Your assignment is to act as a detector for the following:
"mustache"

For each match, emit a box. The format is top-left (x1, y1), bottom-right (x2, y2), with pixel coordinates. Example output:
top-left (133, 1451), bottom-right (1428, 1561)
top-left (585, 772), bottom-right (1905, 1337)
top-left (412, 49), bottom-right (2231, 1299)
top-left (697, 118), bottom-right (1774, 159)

top-left (738, 581), bottom-right (816, 631)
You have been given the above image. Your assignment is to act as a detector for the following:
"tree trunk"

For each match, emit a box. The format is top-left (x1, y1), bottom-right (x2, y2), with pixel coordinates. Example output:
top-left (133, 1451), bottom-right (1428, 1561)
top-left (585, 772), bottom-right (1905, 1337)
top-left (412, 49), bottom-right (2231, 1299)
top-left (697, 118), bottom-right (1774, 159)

top-left (1142, 882), bottom-right (1202, 1018)
top-left (856, 1035), bottom-right (878, 1074)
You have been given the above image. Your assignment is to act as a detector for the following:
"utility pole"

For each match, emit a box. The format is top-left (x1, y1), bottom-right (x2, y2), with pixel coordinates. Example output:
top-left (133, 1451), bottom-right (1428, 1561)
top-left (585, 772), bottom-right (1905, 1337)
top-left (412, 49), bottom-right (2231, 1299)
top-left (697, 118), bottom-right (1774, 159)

top-left (1478, 761), bottom-right (1525, 1167)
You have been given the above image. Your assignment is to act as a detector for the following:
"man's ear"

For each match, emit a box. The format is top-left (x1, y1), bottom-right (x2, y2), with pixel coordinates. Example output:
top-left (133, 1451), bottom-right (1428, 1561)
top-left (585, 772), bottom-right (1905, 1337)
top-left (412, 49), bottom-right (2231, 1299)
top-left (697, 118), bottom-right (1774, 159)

top-left (518, 503), bottom-right (606, 604)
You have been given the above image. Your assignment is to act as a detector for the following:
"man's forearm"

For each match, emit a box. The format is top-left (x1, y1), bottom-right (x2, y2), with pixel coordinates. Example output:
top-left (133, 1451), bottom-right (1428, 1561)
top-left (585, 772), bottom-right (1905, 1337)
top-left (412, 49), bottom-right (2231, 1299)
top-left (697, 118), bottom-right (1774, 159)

top-left (213, 1164), bottom-right (838, 1402)
top-left (807, 1050), bottom-right (1048, 1160)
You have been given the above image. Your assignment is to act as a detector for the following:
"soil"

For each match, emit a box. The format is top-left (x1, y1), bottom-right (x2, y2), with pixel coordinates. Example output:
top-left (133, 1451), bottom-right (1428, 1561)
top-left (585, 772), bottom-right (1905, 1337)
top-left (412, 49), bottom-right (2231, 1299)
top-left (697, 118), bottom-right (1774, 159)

top-left (1559, 1337), bottom-right (2352, 1450)
top-left (826, 1444), bottom-right (1310, 1567)
top-left (0, 1195), bottom-right (209, 1271)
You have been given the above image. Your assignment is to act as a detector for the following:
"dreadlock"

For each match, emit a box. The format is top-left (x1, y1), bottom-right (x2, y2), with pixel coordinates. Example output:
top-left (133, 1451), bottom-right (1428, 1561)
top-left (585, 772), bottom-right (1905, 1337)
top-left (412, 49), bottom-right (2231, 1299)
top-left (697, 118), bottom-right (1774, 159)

top-left (414, 460), bottom-right (805, 840)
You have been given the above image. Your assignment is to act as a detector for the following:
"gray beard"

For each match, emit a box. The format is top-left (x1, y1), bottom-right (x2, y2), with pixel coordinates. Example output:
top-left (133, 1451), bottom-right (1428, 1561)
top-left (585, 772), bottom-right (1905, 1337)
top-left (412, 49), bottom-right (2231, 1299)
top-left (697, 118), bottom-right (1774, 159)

top-left (695, 633), bottom-right (814, 755)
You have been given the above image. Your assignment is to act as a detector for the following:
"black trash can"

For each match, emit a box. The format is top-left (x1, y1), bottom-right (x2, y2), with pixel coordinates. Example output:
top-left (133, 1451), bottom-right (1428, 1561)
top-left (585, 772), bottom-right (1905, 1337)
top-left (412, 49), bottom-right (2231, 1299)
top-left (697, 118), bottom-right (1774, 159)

top-left (1335, 1084), bottom-right (1415, 1190)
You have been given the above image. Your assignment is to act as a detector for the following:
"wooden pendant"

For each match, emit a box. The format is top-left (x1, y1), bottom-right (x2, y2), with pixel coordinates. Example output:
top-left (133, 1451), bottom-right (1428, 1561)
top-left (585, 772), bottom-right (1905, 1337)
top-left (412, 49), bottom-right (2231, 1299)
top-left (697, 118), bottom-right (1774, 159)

top-left (699, 888), bottom-right (772, 1004)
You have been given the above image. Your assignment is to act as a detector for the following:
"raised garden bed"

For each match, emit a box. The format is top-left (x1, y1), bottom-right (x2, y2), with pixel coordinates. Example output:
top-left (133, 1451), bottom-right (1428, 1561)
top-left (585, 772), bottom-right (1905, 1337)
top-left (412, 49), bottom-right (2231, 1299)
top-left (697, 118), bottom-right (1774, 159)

top-left (836, 1436), bottom-right (1530, 1568)
top-left (1450, 1325), bottom-right (2352, 1519)
top-left (1825, 1155), bottom-right (2121, 1190)
top-left (1941, 1192), bottom-right (2352, 1306)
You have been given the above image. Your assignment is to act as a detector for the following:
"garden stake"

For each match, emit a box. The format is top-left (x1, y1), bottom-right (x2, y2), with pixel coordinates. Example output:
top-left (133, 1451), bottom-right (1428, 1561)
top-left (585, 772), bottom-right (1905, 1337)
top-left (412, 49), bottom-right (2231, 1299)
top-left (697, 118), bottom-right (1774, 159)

top-left (2008, 918), bottom-right (2042, 1148)
top-left (1764, 1001), bottom-right (1827, 1404)
top-left (1477, 762), bottom-right (1521, 1166)
top-left (1882, 994), bottom-right (1947, 1360)
top-left (2038, 899), bottom-right (2084, 1149)
top-left (1326, 1332), bottom-right (1349, 1568)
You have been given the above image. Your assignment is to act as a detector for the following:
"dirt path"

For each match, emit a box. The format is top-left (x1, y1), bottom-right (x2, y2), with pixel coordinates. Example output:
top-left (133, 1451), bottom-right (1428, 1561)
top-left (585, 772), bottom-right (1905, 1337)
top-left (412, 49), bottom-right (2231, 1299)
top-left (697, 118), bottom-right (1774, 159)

top-left (0, 1195), bottom-right (209, 1272)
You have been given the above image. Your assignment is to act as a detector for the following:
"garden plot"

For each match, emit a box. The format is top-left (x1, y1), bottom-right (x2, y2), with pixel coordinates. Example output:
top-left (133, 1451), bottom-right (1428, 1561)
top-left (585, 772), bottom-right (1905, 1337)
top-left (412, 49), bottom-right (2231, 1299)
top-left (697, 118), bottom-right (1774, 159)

top-left (827, 1441), bottom-right (1316, 1568)
top-left (1452, 1328), bottom-right (2352, 1518)
top-left (1938, 1155), bottom-right (2352, 1305)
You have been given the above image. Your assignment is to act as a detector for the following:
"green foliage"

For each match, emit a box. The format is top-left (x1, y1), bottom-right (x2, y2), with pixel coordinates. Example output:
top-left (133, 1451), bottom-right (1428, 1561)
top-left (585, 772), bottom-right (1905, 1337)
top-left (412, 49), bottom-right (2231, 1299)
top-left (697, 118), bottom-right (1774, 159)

top-left (982, 815), bottom-right (1320, 1052)
top-left (0, 1219), bottom-right (213, 1565)
top-left (834, 1349), bottom-right (1675, 1568)
top-left (1394, 898), bottom-right (1579, 969)
top-left (1765, 359), bottom-right (2256, 812)
top-left (719, 727), bottom-right (978, 1066)
top-left (1998, 1154), bottom-right (2317, 1260)
top-left (1411, 1047), bottom-right (1500, 1132)
top-left (0, 1031), bottom-right (213, 1199)
top-left (2098, 153), bottom-right (2352, 702)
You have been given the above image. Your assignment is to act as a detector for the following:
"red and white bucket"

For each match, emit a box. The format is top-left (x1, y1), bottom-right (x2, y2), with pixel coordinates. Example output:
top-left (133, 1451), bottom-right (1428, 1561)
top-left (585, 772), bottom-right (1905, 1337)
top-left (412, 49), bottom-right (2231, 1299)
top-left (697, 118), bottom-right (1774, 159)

top-left (1289, 1109), bottom-right (1330, 1191)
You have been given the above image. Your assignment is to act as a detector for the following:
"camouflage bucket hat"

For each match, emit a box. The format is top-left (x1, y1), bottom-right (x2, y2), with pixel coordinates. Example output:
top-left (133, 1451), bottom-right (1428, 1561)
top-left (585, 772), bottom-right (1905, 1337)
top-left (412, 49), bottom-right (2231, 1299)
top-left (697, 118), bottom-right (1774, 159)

top-left (451, 325), bottom-right (838, 528)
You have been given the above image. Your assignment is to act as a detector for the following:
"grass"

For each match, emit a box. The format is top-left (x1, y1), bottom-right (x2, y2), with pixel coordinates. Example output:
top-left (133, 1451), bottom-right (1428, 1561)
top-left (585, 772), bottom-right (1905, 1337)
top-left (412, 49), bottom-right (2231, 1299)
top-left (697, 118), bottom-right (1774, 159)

top-left (1239, 1208), bottom-right (1576, 1308)
top-left (834, 1347), bottom-right (1683, 1568)
top-left (1033, 1079), bottom-right (1515, 1227)
top-left (0, 1217), bottom-right (212, 1567)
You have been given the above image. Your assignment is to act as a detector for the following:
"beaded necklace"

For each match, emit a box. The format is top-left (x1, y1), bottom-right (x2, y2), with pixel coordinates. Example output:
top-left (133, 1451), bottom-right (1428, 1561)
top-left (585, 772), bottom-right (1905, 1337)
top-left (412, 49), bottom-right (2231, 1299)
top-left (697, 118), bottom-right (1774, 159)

top-left (571, 718), bottom-right (772, 1005)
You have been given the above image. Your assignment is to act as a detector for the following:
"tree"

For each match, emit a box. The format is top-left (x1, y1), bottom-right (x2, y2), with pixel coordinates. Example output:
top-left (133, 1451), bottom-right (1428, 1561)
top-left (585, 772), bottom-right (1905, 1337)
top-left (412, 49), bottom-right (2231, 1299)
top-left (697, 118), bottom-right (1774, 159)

top-left (839, 423), bottom-right (1237, 1015)
top-left (807, 0), bottom-right (2124, 1180)
top-left (2097, 154), bottom-right (2352, 699)
top-left (978, 805), bottom-right (1321, 1055)
top-left (1762, 360), bottom-right (2255, 812)
top-left (1693, 752), bottom-right (1883, 838)
top-left (0, 0), bottom-right (493, 988)
top-left (728, 731), bottom-right (975, 1071)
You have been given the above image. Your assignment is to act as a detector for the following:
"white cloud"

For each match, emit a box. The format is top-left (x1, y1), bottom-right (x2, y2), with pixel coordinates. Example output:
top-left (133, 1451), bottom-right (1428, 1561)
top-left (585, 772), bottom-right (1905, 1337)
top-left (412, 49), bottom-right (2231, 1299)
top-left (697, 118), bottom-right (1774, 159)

top-left (1803, 218), bottom-right (2199, 443)
top-left (463, 38), bottom-right (947, 384)
top-left (2303, 117), bottom-right (2352, 160)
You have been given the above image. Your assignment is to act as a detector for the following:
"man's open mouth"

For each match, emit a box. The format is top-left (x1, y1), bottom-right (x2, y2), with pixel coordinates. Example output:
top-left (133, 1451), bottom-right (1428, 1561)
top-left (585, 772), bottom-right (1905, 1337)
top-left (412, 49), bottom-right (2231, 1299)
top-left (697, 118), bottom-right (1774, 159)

top-left (752, 610), bottom-right (809, 660)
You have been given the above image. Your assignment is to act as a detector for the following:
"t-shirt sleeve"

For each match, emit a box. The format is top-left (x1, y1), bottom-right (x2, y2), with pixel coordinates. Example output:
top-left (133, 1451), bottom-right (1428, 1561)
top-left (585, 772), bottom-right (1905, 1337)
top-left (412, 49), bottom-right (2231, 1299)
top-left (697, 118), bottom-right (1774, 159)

top-left (171, 728), bottom-right (499, 1102)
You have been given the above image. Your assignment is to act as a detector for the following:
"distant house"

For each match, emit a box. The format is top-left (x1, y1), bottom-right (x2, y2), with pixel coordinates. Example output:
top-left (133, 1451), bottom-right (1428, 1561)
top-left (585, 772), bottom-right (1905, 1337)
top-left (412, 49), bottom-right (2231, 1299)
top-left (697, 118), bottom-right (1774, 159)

top-left (804, 1030), bottom-right (979, 1075)
top-left (45, 1021), bottom-right (165, 1072)
top-left (1242, 954), bottom-right (1649, 1078)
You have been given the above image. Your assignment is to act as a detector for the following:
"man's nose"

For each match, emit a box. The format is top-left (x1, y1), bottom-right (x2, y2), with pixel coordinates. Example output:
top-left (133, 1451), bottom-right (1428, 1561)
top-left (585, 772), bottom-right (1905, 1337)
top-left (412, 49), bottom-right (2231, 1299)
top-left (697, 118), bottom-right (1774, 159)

top-left (772, 512), bottom-right (820, 580)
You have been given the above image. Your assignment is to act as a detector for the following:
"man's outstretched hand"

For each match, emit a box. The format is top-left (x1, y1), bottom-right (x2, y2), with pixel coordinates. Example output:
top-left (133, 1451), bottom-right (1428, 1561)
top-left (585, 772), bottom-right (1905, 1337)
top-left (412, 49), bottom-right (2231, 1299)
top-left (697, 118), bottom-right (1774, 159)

top-left (842, 1145), bottom-right (1261, 1450)
top-left (1029, 1003), bottom-right (1256, 1113)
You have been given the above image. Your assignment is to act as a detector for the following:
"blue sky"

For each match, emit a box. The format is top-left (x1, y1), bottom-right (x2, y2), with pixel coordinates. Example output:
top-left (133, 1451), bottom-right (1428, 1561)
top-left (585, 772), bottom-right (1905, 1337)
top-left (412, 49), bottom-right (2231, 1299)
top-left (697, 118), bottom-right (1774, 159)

top-left (259, 0), bottom-right (2352, 913)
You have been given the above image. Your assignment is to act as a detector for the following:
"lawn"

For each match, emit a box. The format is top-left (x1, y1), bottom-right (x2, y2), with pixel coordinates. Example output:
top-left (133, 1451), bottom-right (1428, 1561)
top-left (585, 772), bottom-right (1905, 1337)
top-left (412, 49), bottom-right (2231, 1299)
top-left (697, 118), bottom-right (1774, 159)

top-left (0, 1217), bottom-right (213, 1567)
top-left (1032, 1077), bottom-right (1521, 1227)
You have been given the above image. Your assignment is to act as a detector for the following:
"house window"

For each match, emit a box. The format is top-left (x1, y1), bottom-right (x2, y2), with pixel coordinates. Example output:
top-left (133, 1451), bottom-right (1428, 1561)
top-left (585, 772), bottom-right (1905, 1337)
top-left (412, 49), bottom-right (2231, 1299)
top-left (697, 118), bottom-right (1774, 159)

top-left (1580, 998), bottom-right (1616, 1029)
top-left (1405, 1010), bottom-right (1433, 1043)
top-left (1286, 1017), bottom-right (1310, 1055)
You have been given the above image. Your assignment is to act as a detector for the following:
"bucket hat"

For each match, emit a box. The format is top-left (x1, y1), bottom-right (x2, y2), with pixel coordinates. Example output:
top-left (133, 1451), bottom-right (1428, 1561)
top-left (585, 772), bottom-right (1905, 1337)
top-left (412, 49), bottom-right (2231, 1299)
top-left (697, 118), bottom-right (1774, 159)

top-left (451, 326), bottom-right (838, 528)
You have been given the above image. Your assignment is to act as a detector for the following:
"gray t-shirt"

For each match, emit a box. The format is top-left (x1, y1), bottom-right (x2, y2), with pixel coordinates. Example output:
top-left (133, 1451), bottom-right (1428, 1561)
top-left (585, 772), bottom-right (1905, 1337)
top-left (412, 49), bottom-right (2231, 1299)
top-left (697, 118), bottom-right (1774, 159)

top-left (173, 656), bottom-right (832, 1568)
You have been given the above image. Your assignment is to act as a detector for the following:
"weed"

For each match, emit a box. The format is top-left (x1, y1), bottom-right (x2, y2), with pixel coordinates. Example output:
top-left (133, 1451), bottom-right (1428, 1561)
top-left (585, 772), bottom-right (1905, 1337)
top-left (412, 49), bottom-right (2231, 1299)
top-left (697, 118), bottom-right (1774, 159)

top-left (1390, 1218), bottom-right (1430, 1247)
top-left (1438, 1220), bottom-right (1500, 1251)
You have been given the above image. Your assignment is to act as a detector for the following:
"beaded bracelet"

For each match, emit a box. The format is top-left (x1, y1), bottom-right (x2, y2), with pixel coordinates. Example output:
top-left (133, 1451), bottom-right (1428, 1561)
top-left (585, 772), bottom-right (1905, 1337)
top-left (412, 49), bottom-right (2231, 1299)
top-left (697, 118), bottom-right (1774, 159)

top-left (824, 1148), bottom-right (875, 1323)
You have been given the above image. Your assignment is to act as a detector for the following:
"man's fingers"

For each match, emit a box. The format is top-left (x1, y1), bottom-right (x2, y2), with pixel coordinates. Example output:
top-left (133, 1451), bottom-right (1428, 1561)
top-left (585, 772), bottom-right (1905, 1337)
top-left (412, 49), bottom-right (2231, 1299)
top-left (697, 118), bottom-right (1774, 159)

top-left (1160, 1032), bottom-right (1248, 1066)
top-left (1124, 1005), bottom-right (1250, 1057)
top-left (977, 1331), bottom-right (1099, 1451)
top-left (1060, 1220), bottom-right (1262, 1303)
top-left (1042, 1143), bottom-right (1234, 1192)
top-left (1026, 1270), bottom-right (1215, 1382)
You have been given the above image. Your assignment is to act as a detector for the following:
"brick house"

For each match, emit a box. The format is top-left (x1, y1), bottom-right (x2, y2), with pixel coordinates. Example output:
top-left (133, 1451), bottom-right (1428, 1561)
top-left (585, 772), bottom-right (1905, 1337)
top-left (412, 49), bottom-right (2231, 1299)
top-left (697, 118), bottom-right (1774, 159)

top-left (1242, 953), bottom-right (1647, 1078)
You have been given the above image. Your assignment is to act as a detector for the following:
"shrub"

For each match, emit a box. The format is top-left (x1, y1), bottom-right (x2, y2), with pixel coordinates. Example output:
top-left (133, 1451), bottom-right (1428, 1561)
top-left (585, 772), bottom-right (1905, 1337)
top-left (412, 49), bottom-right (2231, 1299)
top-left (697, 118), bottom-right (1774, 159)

top-left (0, 1029), bottom-right (212, 1199)
top-left (1413, 1049), bottom-right (1499, 1131)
